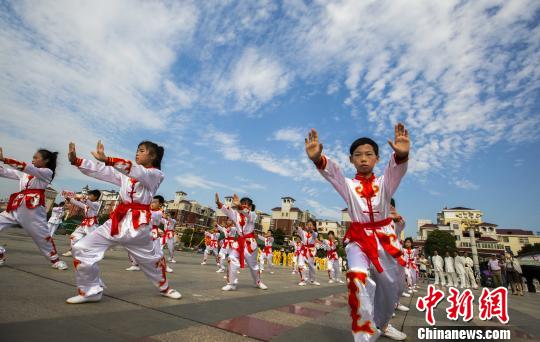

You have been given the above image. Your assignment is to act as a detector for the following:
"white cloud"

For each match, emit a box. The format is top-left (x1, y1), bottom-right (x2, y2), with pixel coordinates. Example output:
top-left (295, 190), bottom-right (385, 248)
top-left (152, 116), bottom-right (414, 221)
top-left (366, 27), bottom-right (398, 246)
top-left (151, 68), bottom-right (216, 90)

top-left (217, 48), bottom-right (291, 111)
top-left (305, 199), bottom-right (342, 220)
top-left (454, 179), bottom-right (479, 190)
top-left (175, 174), bottom-right (244, 194)
top-left (270, 127), bottom-right (304, 147)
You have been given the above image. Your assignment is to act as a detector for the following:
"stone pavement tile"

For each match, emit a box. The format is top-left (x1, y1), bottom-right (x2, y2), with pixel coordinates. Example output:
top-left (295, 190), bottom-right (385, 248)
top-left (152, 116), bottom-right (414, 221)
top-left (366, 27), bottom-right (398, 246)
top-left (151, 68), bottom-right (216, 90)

top-left (213, 316), bottom-right (292, 341)
top-left (248, 309), bottom-right (312, 327)
top-left (151, 324), bottom-right (257, 342)
top-left (274, 304), bottom-right (328, 318)
top-left (271, 322), bottom-right (351, 342)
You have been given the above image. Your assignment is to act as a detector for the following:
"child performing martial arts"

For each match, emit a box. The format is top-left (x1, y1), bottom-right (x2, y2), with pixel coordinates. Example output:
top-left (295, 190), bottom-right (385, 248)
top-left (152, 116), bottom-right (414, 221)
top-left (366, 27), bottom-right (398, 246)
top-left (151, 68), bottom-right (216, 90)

top-left (290, 235), bottom-right (302, 274)
top-left (258, 230), bottom-right (275, 274)
top-left (0, 147), bottom-right (68, 270)
top-left (296, 220), bottom-right (320, 286)
top-left (66, 140), bottom-right (181, 304)
top-left (403, 238), bottom-right (418, 293)
top-left (216, 220), bottom-right (237, 273)
top-left (305, 123), bottom-right (410, 341)
top-left (215, 193), bottom-right (268, 291)
top-left (322, 231), bottom-right (344, 283)
top-left (161, 212), bottom-right (177, 264)
top-left (48, 202), bottom-right (65, 236)
top-left (62, 191), bottom-right (101, 257)
top-left (201, 226), bottom-right (220, 266)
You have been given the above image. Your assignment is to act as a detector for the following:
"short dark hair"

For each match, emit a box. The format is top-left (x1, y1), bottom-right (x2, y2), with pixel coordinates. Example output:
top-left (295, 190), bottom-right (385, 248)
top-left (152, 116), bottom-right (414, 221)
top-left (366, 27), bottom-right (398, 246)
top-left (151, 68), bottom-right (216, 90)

top-left (153, 195), bottom-right (165, 204)
top-left (240, 197), bottom-right (255, 211)
top-left (307, 218), bottom-right (317, 227)
top-left (58, 201), bottom-right (65, 206)
top-left (404, 237), bottom-right (413, 244)
top-left (37, 149), bottom-right (59, 180)
top-left (138, 141), bottom-right (164, 169)
top-left (328, 230), bottom-right (335, 237)
top-left (88, 190), bottom-right (101, 199)
top-left (390, 198), bottom-right (396, 207)
top-left (349, 137), bottom-right (379, 156)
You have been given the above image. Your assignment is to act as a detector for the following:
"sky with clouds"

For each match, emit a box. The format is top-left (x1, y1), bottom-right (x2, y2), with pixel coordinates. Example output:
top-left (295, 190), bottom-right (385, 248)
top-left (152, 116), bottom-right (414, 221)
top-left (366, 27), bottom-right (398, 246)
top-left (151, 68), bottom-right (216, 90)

top-left (1, 0), bottom-right (539, 237)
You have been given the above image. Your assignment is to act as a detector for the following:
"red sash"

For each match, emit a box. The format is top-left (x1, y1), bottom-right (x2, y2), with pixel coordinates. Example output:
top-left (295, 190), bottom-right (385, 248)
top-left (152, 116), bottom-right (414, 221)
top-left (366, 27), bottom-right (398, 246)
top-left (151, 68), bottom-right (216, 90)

top-left (327, 250), bottom-right (338, 261)
top-left (263, 246), bottom-right (272, 256)
top-left (80, 216), bottom-right (98, 227)
top-left (222, 237), bottom-right (235, 249)
top-left (237, 232), bottom-right (255, 268)
top-left (6, 189), bottom-right (45, 212)
top-left (345, 218), bottom-right (393, 273)
top-left (109, 202), bottom-right (151, 236)
top-left (301, 244), bottom-right (315, 258)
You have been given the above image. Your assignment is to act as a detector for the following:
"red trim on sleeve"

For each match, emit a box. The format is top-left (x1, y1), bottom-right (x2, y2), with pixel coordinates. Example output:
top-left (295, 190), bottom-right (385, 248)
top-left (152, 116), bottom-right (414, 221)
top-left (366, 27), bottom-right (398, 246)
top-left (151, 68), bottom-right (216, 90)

top-left (3, 158), bottom-right (26, 171)
top-left (314, 155), bottom-right (327, 170)
top-left (72, 157), bottom-right (83, 167)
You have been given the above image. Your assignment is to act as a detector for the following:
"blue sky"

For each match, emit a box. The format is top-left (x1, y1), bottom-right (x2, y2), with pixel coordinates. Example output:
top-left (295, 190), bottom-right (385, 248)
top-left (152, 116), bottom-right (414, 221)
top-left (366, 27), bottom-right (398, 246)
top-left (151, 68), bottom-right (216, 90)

top-left (1, 0), bottom-right (539, 238)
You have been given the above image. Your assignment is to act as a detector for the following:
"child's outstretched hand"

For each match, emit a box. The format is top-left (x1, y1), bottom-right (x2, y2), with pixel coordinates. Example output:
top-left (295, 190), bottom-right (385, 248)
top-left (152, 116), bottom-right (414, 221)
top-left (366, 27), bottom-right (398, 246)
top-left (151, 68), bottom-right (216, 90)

top-left (388, 123), bottom-right (410, 159)
top-left (68, 142), bottom-right (77, 164)
top-left (215, 193), bottom-right (222, 207)
top-left (91, 140), bottom-right (108, 162)
top-left (305, 128), bottom-right (323, 163)
top-left (232, 193), bottom-right (241, 207)
top-left (0, 147), bottom-right (4, 161)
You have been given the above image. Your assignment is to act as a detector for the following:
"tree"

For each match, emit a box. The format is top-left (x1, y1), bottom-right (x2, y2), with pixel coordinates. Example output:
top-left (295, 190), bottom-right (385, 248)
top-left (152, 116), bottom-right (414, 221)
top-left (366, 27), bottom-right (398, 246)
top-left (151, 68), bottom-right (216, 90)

top-left (518, 243), bottom-right (540, 256)
top-left (273, 228), bottom-right (285, 246)
top-left (181, 228), bottom-right (204, 248)
top-left (424, 230), bottom-right (457, 256)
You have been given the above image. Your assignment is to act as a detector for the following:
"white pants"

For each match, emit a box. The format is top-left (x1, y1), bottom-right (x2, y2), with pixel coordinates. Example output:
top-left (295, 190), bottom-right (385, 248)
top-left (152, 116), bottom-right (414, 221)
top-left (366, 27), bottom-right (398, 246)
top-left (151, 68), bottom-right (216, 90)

top-left (218, 246), bottom-right (233, 271)
top-left (464, 267), bottom-right (477, 288)
top-left (225, 238), bottom-right (261, 287)
top-left (346, 241), bottom-right (399, 342)
top-left (456, 269), bottom-right (467, 288)
top-left (203, 246), bottom-right (218, 263)
top-left (434, 270), bottom-right (446, 286)
top-left (259, 251), bottom-right (273, 271)
top-left (446, 272), bottom-right (458, 287)
top-left (327, 258), bottom-right (341, 280)
top-left (48, 222), bottom-right (61, 236)
top-left (298, 248), bottom-right (317, 282)
top-left (0, 206), bottom-right (60, 263)
top-left (70, 225), bottom-right (98, 248)
top-left (162, 238), bottom-right (175, 260)
top-left (406, 267), bottom-right (417, 287)
top-left (72, 217), bottom-right (169, 297)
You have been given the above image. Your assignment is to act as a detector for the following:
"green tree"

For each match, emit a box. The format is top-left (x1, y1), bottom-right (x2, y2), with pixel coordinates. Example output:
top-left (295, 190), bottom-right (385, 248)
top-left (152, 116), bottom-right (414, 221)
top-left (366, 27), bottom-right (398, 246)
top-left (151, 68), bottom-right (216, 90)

top-left (518, 243), bottom-right (540, 256)
top-left (181, 228), bottom-right (204, 248)
top-left (273, 228), bottom-right (285, 246)
top-left (424, 230), bottom-right (457, 256)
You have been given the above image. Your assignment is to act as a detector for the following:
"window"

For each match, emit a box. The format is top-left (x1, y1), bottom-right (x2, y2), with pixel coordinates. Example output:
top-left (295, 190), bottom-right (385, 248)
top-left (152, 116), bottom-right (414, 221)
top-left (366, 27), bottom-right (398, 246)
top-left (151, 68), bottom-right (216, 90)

top-left (519, 237), bottom-right (529, 244)
top-left (505, 246), bottom-right (512, 253)
top-left (503, 237), bottom-right (509, 242)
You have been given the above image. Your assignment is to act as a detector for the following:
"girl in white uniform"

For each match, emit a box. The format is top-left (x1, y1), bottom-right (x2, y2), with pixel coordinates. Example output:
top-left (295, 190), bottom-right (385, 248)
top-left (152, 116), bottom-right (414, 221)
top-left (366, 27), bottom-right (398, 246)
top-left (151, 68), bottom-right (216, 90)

top-left (48, 202), bottom-right (65, 236)
top-left (62, 190), bottom-right (101, 257)
top-left (215, 193), bottom-right (268, 291)
top-left (296, 221), bottom-right (320, 286)
top-left (216, 220), bottom-right (237, 273)
top-left (66, 140), bottom-right (181, 304)
top-left (0, 147), bottom-right (67, 270)
top-left (322, 231), bottom-right (344, 283)
top-left (257, 231), bottom-right (274, 274)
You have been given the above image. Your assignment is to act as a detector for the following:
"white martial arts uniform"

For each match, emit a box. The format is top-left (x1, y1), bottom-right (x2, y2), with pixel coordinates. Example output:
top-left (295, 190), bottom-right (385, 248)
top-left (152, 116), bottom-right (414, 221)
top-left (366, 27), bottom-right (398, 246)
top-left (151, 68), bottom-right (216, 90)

top-left (393, 219), bottom-right (408, 299)
top-left (160, 218), bottom-right (176, 261)
top-left (454, 255), bottom-right (467, 288)
top-left (129, 209), bottom-right (163, 267)
top-left (69, 199), bottom-right (100, 248)
top-left (48, 206), bottom-right (65, 236)
top-left (323, 239), bottom-right (342, 281)
top-left (404, 247), bottom-right (418, 289)
top-left (0, 158), bottom-right (62, 264)
top-left (70, 157), bottom-right (170, 297)
top-left (258, 235), bottom-right (274, 272)
top-left (445, 255), bottom-right (458, 287)
top-left (296, 227), bottom-right (319, 283)
top-left (218, 205), bottom-right (265, 288)
top-left (464, 256), bottom-right (478, 288)
top-left (432, 255), bottom-right (446, 286)
top-left (203, 231), bottom-right (220, 264)
top-left (290, 240), bottom-right (302, 272)
top-left (314, 153), bottom-right (407, 341)
top-left (217, 224), bottom-right (237, 271)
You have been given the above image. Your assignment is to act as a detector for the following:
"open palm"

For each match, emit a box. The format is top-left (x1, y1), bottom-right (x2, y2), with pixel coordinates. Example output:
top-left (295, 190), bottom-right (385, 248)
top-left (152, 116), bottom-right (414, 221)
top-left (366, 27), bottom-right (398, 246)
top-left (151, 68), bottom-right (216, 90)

top-left (91, 140), bottom-right (107, 162)
top-left (305, 128), bottom-right (323, 162)
top-left (388, 123), bottom-right (410, 158)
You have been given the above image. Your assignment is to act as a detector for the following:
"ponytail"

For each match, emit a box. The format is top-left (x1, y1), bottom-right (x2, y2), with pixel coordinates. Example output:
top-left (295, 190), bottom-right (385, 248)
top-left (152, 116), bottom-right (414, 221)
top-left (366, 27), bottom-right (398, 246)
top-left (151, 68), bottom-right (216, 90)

top-left (37, 149), bottom-right (58, 180)
top-left (138, 141), bottom-right (164, 169)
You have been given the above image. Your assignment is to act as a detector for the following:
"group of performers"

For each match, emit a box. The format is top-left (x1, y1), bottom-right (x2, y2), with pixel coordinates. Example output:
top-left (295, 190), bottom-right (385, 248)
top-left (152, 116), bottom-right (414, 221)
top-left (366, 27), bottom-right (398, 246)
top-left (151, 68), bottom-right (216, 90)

top-left (1, 122), bottom-right (417, 341)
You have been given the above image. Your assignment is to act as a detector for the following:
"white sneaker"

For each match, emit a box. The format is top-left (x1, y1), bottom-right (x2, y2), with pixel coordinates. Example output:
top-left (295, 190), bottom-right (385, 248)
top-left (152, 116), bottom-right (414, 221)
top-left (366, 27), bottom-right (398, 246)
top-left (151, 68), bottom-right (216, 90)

top-left (223, 275), bottom-right (227, 279)
top-left (382, 324), bottom-right (407, 341)
top-left (269, 271), bottom-right (274, 274)
top-left (237, 271), bottom-right (240, 274)
top-left (166, 266), bottom-right (173, 273)
top-left (222, 284), bottom-right (237, 291)
top-left (62, 251), bottom-right (72, 257)
top-left (257, 282), bottom-right (268, 290)
top-left (169, 259), bottom-right (177, 264)
top-left (0, 258), bottom-right (5, 266)
top-left (125, 265), bottom-right (140, 271)
top-left (233, 278), bottom-right (238, 285)
top-left (52, 260), bottom-right (68, 270)
top-left (412, 289), bottom-right (418, 293)
top-left (66, 292), bottom-right (102, 304)
top-left (392, 312), bottom-right (396, 317)
top-left (291, 271), bottom-right (297, 274)
top-left (216, 269), bottom-right (225, 273)
top-left (310, 281), bottom-right (321, 286)
top-left (298, 281), bottom-right (307, 286)
top-left (328, 279), bottom-right (335, 284)
top-left (407, 289), bottom-right (413, 294)
top-left (401, 292), bottom-right (411, 298)
top-left (396, 304), bottom-right (410, 312)
top-left (161, 288), bottom-right (182, 299)
top-left (337, 279), bottom-right (344, 284)
top-left (201, 261), bottom-right (207, 265)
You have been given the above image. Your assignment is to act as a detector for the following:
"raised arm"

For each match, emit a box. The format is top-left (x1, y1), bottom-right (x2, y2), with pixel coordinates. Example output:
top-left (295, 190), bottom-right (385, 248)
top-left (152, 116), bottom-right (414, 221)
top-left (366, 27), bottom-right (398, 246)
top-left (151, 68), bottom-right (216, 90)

top-left (69, 142), bottom-right (122, 186)
top-left (215, 193), bottom-right (240, 225)
top-left (383, 123), bottom-right (410, 197)
top-left (2, 156), bottom-right (52, 182)
top-left (67, 197), bottom-right (87, 210)
top-left (305, 129), bottom-right (350, 202)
